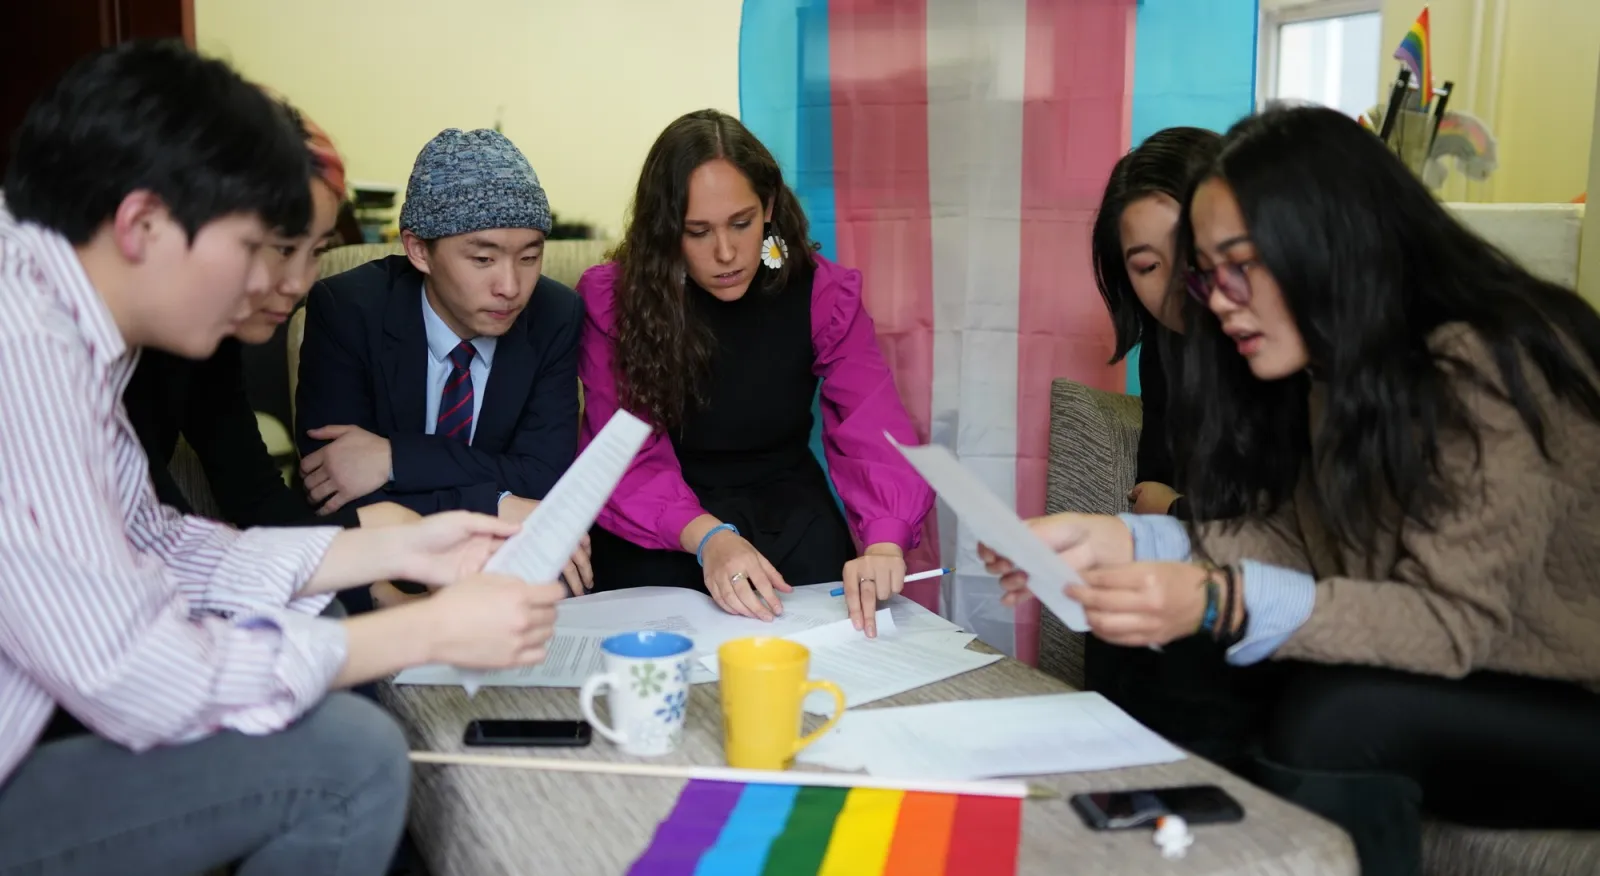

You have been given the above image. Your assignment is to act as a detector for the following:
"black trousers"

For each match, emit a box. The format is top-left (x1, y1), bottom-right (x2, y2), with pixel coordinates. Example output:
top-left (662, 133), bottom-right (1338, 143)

top-left (1254, 664), bottom-right (1600, 876)
top-left (1085, 634), bottom-right (1290, 772)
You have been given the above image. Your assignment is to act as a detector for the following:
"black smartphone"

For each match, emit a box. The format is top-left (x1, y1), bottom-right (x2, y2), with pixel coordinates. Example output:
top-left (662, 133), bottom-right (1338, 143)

top-left (1070, 784), bottom-right (1244, 830)
top-left (463, 719), bottom-right (593, 748)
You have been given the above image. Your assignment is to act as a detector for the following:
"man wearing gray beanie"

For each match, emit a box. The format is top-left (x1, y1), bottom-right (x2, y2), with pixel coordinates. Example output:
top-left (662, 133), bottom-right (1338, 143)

top-left (295, 128), bottom-right (592, 606)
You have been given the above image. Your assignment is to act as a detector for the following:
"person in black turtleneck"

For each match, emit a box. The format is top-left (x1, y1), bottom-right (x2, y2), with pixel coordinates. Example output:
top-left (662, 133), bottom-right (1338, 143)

top-left (1085, 127), bottom-right (1287, 773)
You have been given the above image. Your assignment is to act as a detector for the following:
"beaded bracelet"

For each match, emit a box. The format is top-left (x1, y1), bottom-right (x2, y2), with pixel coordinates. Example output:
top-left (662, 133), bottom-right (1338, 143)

top-left (1196, 568), bottom-right (1221, 636)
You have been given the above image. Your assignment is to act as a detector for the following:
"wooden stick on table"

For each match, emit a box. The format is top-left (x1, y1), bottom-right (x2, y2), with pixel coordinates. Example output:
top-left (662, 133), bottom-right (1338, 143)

top-left (409, 751), bottom-right (1058, 800)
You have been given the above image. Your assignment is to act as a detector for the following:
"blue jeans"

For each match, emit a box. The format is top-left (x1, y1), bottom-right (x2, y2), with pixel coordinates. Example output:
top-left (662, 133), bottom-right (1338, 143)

top-left (0, 693), bottom-right (410, 876)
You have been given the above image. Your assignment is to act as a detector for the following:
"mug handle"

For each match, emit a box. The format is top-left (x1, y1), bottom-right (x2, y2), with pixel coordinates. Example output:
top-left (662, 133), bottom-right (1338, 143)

top-left (578, 672), bottom-right (627, 746)
top-left (791, 679), bottom-right (847, 757)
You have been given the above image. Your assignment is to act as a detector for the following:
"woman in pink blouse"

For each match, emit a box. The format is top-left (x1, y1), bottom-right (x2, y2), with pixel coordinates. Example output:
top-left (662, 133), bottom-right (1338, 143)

top-left (578, 109), bottom-right (934, 634)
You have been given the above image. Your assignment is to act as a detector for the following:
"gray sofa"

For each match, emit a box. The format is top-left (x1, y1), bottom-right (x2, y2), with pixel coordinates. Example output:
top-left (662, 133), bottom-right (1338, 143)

top-left (1038, 378), bottom-right (1600, 876)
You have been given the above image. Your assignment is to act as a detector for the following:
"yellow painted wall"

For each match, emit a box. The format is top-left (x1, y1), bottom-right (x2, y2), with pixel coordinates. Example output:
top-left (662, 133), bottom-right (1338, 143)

top-left (195, 0), bottom-right (743, 239)
top-left (1579, 60), bottom-right (1600, 306)
top-left (1381, 0), bottom-right (1600, 203)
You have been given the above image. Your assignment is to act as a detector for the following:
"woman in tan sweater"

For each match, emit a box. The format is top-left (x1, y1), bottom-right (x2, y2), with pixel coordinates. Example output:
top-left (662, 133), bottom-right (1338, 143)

top-left (983, 106), bottom-right (1600, 875)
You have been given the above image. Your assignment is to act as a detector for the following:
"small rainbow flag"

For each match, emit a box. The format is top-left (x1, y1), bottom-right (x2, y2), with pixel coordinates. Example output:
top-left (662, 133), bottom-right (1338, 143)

top-left (628, 780), bottom-right (1023, 875)
top-left (1394, 6), bottom-right (1433, 108)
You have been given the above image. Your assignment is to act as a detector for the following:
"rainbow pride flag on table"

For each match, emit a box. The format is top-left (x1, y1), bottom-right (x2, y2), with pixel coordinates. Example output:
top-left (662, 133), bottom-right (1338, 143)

top-left (627, 780), bottom-right (1022, 875)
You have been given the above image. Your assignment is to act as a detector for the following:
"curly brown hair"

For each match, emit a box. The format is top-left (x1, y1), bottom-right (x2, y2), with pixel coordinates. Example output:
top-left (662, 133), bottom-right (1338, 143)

top-left (611, 109), bottom-right (814, 430)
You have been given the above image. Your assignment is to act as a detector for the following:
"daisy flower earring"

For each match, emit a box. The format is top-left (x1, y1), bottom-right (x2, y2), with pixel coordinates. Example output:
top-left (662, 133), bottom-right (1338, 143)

top-left (761, 233), bottom-right (788, 269)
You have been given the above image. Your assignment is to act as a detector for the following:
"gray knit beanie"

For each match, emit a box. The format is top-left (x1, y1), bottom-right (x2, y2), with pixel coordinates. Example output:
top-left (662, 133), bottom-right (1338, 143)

top-left (399, 128), bottom-right (551, 239)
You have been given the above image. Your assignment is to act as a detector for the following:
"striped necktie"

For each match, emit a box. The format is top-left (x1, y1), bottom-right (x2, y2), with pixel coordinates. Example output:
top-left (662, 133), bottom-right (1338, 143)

top-left (436, 340), bottom-right (476, 442)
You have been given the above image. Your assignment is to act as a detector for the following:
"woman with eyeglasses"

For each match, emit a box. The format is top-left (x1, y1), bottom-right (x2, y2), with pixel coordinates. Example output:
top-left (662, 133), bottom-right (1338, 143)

top-left (1083, 126), bottom-right (1287, 771)
top-left (981, 105), bottom-right (1600, 875)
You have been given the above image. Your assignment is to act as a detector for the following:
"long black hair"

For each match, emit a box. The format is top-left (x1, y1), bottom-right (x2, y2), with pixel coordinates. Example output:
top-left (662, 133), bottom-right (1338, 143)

top-left (1176, 105), bottom-right (1600, 552)
top-left (1091, 127), bottom-right (1222, 362)
top-left (612, 109), bottom-right (814, 430)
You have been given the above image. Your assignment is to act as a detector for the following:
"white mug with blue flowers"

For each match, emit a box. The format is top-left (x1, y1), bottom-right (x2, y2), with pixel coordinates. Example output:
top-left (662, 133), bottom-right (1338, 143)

top-left (578, 631), bottom-right (693, 757)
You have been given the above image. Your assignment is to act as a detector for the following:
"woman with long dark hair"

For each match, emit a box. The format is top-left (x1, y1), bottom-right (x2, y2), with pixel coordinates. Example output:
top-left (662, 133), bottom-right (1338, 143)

top-left (1091, 126), bottom-right (1217, 518)
top-left (983, 106), bottom-right (1600, 874)
top-left (1083, 126), bottom-right (1286, 769)
top-left (577, 109), bottom-right (933, 634)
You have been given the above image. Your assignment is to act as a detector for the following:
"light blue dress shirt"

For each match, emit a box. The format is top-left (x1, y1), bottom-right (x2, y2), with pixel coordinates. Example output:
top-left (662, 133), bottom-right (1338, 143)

top-left (389, 285), bottom-right (510, 507)
top-left (420, 283), bottom-right (496, 444)
top-left (1117, 513), bottom-right (1317, 666)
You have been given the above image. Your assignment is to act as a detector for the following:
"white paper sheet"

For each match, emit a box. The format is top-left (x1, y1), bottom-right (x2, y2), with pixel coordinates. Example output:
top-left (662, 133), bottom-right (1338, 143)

top-left (776, 584), bottom-right (964, 637)
top-left (396, 583), bottom-right (969, 690)
top-left (795, 692), bottom-right (1187, 779)
top-left (799, 632), bottom-right (1000, 714)
top-left (483, 411), bottom-right (650, 582)
top-left (395, 629), bottom-right (613, 687)
top-left (697, 625), bottom-right (999, 714)
top-left (457, 411), bottom-right (650, 694)
top-left (889, 436), bottom-right (1090, 631)
top-left (697, 609), bottom-right (897, 677)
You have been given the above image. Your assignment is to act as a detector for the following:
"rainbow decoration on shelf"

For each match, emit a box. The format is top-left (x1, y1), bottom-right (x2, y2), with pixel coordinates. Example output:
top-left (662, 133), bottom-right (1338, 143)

top-left (1393, 6), bottom-right (1433, 108)
top-left (627, 780), bottom-right (1022, 875)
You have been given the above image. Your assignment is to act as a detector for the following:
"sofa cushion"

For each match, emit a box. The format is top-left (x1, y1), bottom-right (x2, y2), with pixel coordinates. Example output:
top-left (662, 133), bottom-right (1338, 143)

top-left (1424, 822), bottom-right (1600, 876)
top-left (1038, 378), bottom-right (1142, 690)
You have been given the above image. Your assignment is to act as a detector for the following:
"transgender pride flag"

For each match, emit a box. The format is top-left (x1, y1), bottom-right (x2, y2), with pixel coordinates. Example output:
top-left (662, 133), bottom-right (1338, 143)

top-left (740, 0), bottom-right (1256, 661)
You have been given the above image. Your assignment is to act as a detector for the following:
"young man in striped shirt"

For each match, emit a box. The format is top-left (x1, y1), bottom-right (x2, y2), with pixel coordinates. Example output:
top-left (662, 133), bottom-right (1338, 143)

top-left (0, 42), bottom-right (564, 875)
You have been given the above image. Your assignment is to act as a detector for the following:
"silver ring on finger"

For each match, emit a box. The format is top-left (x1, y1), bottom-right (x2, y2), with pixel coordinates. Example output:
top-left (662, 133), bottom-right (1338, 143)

top-left (859, 577), bottom-right (875, 586)
top-left (729, 571), bottom-right (746, 586)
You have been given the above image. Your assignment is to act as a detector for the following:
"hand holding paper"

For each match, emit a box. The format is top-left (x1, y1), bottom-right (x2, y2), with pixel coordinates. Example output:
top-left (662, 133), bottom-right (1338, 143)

top-left (454, 411), bottom-right (651, 694)
top-left (978, 513), bottom-right (1134, 606)
top-left (887, 436), bottom-right (1090, 631)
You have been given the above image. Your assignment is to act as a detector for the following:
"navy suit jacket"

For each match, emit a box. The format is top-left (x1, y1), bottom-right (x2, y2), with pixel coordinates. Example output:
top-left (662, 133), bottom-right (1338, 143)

top-left (295, 255), bottom-right (583, 515)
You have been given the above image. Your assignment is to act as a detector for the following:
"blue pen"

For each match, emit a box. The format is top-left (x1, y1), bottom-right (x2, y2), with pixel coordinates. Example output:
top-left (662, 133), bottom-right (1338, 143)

top-left (830, 566), bottom-right (952, 596)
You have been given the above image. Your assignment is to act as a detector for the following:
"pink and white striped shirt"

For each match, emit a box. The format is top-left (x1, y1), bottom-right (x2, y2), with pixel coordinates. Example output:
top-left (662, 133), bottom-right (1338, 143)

top-left (0, 203), bottom-right (349, 787)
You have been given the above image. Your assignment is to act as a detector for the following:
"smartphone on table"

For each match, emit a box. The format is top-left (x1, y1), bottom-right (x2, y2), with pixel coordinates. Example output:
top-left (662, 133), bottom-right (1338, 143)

top-left (463, 719), bottom-right (593, 748)
top-left (1070, 784), bottom-right (1244, 830)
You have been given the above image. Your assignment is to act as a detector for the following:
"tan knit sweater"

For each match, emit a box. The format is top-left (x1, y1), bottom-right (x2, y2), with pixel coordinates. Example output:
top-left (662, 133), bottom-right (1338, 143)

top-left (1196, 324), bottom-right (1600, 685)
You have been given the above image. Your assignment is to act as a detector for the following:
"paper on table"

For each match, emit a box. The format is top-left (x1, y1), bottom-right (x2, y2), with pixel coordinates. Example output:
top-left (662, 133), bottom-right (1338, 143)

top-left (697, 609), bottom-right (897, 678)
top-left (558, 587), bottom-right (839, 646)
top-left (405, 581), bottom-right (966, 690)
top-left (795, 692), bottom-right (1187, 779)
top-left (395, 629), bottom-right (613, 687)
top-left (803, 632), bottom-right (998, 714)
top-left (700, 622), bottom-right (999, 715)
top-left (889, 436), bottom-right (1089, 631)
top-left (402, 587), bottom-right (854, 689)
top-left (457, 411), bottom-right (650, 694)
top-left (776, 583), bottom-right (964, 637)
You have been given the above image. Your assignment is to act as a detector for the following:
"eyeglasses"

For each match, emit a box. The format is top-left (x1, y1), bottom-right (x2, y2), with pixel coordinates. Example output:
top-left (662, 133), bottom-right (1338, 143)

top-left (1185, 261), bottom-right (1257, 305)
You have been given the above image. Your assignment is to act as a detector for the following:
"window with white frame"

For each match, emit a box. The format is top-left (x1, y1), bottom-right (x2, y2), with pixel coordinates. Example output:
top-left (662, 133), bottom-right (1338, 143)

top-left (1259, 0), bottom-right (1383, 119)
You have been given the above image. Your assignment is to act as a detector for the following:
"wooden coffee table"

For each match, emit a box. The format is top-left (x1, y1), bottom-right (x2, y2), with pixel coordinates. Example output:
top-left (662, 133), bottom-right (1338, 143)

top-left (383, 644), bottom-right (1356, 875)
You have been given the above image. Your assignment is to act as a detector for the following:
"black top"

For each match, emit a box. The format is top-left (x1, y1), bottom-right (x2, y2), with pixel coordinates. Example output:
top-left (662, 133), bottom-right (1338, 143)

top-left (586, 262), bottom-right (855, 591)
top-left (676, 262), bottom-right (855, 578)
top-left (1132, 322), bottom-right (1194, 519)
top-left (1134, 319), bottom-right (1174, 486)
top-left (294, 255), bottom-right (584, 516)
top-left (123, 340), bottom-right (359, 528)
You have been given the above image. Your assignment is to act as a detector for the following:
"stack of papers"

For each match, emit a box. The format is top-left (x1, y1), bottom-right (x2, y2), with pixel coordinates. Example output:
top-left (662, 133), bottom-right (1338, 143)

top-left (393, 582), bottom-right (994, 705)
top-left (696, 603), bottom-right (1002, 714)
top-left (795, 692), bottom-right (1187, 779)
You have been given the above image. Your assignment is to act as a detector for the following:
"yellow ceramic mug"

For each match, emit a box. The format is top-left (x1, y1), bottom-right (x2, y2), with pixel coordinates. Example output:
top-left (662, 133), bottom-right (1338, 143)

top-left (717, 637), bottom-right (847, 770)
